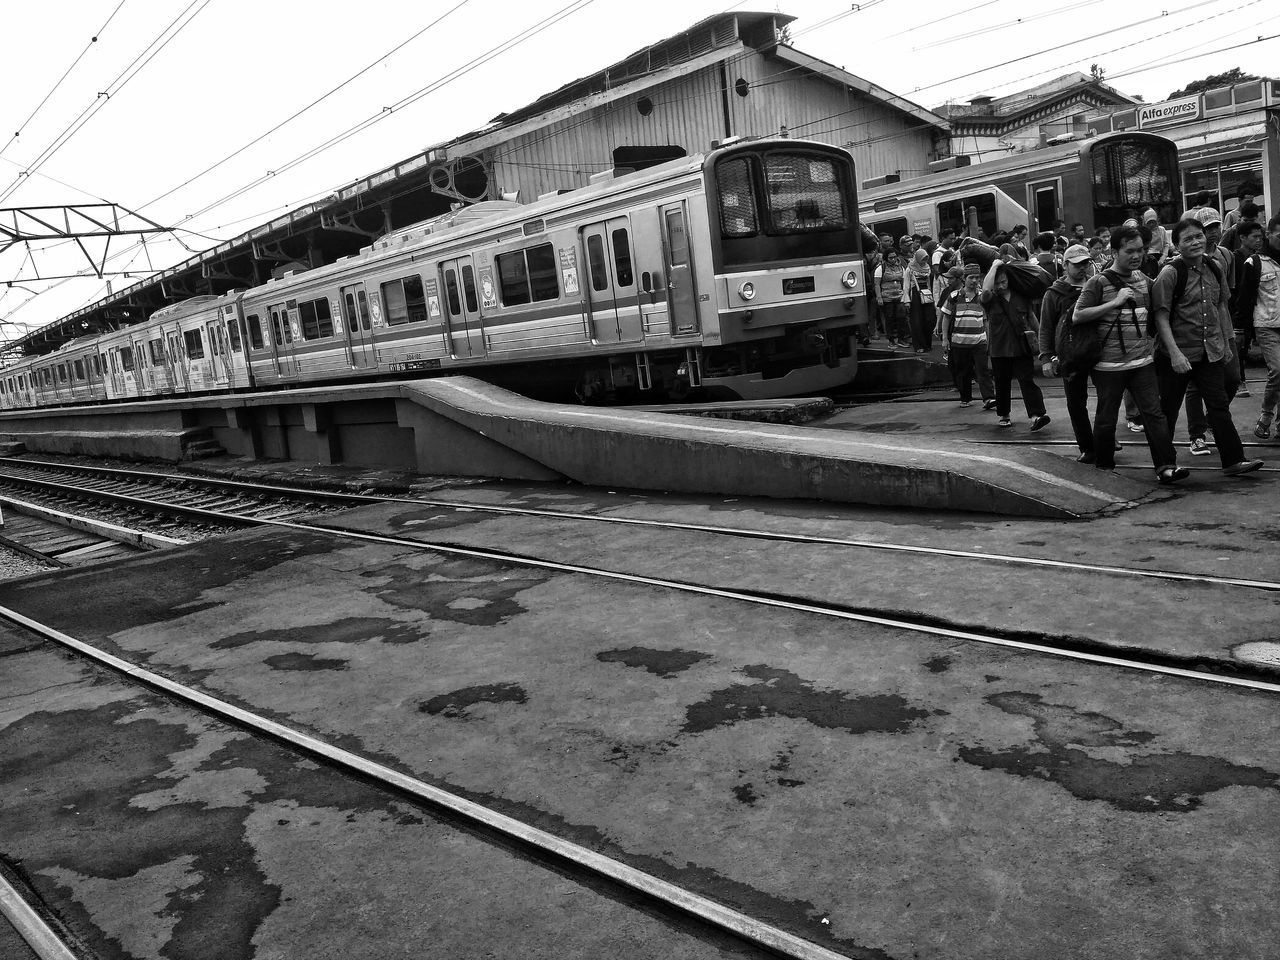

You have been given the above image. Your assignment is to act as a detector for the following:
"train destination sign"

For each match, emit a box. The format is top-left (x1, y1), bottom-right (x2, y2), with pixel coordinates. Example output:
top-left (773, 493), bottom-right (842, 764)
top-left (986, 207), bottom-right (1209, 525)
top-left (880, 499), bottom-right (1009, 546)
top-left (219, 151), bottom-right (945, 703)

top-left (1137, 95), bottom-right (1201, 128)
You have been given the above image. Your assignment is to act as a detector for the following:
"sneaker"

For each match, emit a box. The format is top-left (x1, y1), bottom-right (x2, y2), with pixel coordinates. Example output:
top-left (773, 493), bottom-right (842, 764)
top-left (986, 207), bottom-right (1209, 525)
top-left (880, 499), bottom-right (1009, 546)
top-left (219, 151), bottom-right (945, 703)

top-left (1238, 384), bottom-right (1251, 398)
top-left (1203, 428), bottom-right (1215, 444)
top-left (1114, 440), bottom-right (1123, 451)
top-left (1224, 459), bottom-right (1264, 476)
top-left (959, 400), bottom-right (973, 407)
top-left (1030, 414), bottom-right (1051, 432)
top-left (982, 399), bottom-right (997, 411)
top-left (1076, 450), bottom-right (1097, 464)
top-left (1188, 437), bottom-right (1212, 456)
top-left (915, 348), bottom-right (927, 355)
top-left (1126, 419), bottom-right (1145, 433)
top-left (1255, 418), bottom-right (1272, 440)
top-left (1157, 466), bottom-right (1191, 484)
top-left (997, 417), bottom-right (1012, 428)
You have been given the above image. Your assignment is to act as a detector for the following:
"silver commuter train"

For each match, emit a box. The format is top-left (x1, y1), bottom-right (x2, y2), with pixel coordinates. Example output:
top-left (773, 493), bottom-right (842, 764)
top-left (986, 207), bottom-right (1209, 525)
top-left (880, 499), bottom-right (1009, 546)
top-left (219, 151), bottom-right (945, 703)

top-left (0, 137), bottom-right (868, 410)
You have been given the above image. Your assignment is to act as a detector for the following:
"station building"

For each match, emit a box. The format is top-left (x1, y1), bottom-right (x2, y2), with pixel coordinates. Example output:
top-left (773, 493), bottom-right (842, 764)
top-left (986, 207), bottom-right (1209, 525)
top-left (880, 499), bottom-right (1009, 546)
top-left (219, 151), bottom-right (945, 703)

top-left (6, 10), bottom-right (947, 358)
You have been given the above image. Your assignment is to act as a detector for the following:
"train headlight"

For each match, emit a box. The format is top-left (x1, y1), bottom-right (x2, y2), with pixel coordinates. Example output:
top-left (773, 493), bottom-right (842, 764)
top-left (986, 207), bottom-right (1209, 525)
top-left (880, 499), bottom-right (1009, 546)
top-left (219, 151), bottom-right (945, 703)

top-left (841, 269), bottom-right (859, 289)
top-left (738, 281), bottom-right (756, 302)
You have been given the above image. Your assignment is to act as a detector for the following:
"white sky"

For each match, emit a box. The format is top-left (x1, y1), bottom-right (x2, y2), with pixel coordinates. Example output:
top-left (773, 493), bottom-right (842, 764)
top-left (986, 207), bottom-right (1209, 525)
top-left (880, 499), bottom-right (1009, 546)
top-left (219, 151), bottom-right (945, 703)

top-left (1, 0), bottom-right (1275, 336)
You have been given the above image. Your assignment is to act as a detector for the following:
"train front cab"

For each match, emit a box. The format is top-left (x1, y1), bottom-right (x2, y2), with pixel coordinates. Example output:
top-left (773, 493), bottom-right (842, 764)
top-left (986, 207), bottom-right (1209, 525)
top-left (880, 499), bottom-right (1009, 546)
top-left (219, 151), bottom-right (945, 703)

top-left (698, 140), bottom-right (865, 399)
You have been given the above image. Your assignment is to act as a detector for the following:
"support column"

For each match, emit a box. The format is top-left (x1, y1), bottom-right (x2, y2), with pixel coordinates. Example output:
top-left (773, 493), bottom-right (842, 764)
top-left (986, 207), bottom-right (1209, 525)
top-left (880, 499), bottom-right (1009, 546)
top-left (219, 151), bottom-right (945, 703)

top-left (226, 407), bottom-right (263, 460)
top-left (302, 403), bottom-right (340, 466)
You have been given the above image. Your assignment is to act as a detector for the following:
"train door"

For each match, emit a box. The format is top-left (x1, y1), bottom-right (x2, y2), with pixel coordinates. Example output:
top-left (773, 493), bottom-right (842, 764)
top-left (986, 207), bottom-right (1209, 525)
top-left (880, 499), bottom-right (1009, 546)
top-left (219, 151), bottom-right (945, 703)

top-left (1028, 178), bottom-right (1062, 233)
top-left (339, 283), bottom-right (376, 369)
top-left (581, 218), bottom-right (642, 343)
top-left (659, 202), bottom-right (700, 336)
top-left (166, 329), bottom-right (189, 392)
top-left (439, 257), bottom-right (486, 358)
top-left (206, 318), bottom-right (231, 387)
top-left (267, 301), bottom-right (299, 376)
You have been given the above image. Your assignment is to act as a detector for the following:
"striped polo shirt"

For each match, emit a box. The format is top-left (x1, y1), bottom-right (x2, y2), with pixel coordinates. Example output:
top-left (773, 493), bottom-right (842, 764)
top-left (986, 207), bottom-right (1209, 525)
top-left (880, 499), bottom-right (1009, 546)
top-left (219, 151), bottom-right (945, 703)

top-left (942, 289), bottom-right (986, 346)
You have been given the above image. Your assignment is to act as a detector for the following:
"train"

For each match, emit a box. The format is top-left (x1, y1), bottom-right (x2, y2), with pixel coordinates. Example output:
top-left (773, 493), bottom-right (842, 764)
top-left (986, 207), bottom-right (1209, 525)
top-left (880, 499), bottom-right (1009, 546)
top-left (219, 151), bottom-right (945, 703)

top-left (859, 131), bottom-right (1182, 242)
top-left (0, 137), bottom-right (869, 412)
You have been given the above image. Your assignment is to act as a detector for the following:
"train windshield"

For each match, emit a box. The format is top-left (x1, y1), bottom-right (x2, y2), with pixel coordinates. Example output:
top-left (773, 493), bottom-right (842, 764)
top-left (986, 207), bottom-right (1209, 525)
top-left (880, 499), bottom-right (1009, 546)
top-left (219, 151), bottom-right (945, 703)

top-left (1090, 137), bottom-right (1180, 226)
top-left (714, 148), bottom-right (857, 267)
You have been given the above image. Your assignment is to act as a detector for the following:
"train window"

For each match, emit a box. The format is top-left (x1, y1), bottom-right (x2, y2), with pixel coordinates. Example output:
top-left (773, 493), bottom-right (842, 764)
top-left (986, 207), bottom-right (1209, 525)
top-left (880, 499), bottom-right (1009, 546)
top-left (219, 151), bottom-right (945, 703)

top-left (299, 297), bottom-right (335, 339)
top-left (935, 194), bottom-right (996, 240)
top-left (119, 348), bottom-right (135, 372)
top-left (496, 244), bottom-right (559, 306)
top-left (443, 269), bottom-right (462, 316)
top-left (587, 234), bottom-right (609, 291)
top-left (149, 339), bottom-right (165, 364)
top-left (1090, 137), bottom-right (1180, 226)
top-left (246, 314), bottom-right (265, 349)
top-left (461, 265), bottom-right (479, 312)
top-left (184, 330), bottom-right (205, 359)
top-left (92, 355), bottom-right (101, 377)
top-left (73, 359), bottom-right (85, 381)
top-left (611, 229), bottom-right (634, 287)
top-left (271, 312), bottom-right (285, 347)
top-left (717, 157), bottom-right (758, 237)
top-left (762, 154), bottom-right (847, 233)
top-left (57, 364), bottom-right (67, 383)
top-left (227, 319), bottom-right (242, 352)
top-left (381, 275), bottom-right (428, 325)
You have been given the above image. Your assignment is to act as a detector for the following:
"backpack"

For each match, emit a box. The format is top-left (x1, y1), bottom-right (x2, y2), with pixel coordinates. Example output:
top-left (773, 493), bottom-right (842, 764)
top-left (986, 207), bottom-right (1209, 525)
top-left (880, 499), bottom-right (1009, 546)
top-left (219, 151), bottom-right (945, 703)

top-left (1057, 271), bottom-right (1131, 378)
top-left (1169, 255), bottom-right (1225, 306)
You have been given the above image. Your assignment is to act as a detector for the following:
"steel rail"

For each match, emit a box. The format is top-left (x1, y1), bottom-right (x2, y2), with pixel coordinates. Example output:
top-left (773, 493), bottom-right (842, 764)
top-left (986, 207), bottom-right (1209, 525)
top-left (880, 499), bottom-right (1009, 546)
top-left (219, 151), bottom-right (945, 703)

top-left (2, 459), bottom-right (1277, 593)
top-left (0, 874), bottom-right (78, 960)
top-left (0, 604), bottom-right (855, 960)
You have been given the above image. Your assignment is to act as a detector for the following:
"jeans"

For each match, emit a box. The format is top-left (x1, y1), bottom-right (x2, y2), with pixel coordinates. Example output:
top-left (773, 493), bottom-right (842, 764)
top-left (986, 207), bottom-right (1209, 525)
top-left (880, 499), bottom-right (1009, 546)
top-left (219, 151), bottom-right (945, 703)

top-left (1063, 372), bottom-right (1095, 453)
top-left (1184, 347), bottom-right (1241, 440)
top-left (949, 344), bottom-right (994, 402)
top-left (990, 355), bottom-right (1045, 418)
top-left (1255, 327), bottom-right (1280, 422)
top-left (1090, 364), bottom-right (1177, 471)
top-left (880, 301), bottom-right (909, 341)
top-left (1157, 353), bottom-right (1245, 468)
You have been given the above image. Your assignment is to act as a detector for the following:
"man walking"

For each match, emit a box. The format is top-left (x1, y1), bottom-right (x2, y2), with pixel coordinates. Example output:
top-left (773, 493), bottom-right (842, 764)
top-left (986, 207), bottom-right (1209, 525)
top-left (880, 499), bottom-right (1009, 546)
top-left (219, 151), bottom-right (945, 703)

top-left (1234, 214), bottom-right (1280, 439)
top-left (940, 263), bottom-right (995, 408)
top-left (1150, 218), bottom-right (1263, 477)
top-left (1183, 207), bottom-right (1240, 454)
top-left (1039, 244), bottom-right (1097, 461)
top-left (982, 259), bottom-right (1049, 430)
top-left (1072, 225), bottom-right (1187, 483)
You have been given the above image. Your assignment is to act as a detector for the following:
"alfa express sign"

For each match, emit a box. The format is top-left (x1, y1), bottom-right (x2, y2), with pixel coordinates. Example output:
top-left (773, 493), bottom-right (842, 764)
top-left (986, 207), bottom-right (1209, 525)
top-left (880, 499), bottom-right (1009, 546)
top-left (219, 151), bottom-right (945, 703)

top-left (1137, 96), bottom-right (1201, 128)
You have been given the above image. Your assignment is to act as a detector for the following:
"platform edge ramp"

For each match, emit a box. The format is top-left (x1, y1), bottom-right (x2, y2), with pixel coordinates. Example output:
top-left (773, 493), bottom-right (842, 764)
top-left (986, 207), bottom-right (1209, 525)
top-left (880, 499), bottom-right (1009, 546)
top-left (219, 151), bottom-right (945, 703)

top-left (400, 378), bottom-right (1162, 518)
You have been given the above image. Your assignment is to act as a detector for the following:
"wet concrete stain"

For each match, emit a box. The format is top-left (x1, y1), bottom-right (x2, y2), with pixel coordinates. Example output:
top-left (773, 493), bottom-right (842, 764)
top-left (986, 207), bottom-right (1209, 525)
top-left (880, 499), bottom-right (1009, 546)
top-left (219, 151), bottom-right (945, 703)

top-left (958, 692), bottom-right (1279, 812)
top-left (923, 655), bottom-right (953, 673)
top-left (262, 652), bottom-right (348, 672)
top-left (768, 748), bottom-right (805, 788)
top-left (211, 617), bottom-right (425, 650)
top-left (385, 507), bottom-right (494, 533)
top-left (364, 556), bottom-right (547, 627)
top-left (596, 646), bottom-right (712, 678)
top-left (0, 698), bottom-right (432, 960)
top-left (732, 782), bottom-right (759, 806)
top-left (419, 682), bottom-right (528, 719)
top-left (681, 665), bottom-right (936, 736)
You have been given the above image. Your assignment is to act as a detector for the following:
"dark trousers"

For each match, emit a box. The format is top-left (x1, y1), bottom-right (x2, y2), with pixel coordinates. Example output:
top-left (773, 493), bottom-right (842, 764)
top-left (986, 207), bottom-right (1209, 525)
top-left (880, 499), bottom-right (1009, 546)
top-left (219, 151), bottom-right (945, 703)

top-left (1091, 364), bottom-right (1177, 471)
top-left (949, 344), bottom-right (994, 402)
top-left (881, 301), bottom-right (909, 341)
top-left (1063, 372), bottom-right (1095, 454)
top-left (990, 355), bottom-right (1045, 418)
top-left (1157, 354), bottom-right (1245, 468)
top-left (1184, 344), bottom-right (1241, 440)
top-left (909, 289), bottom-right (935, 351)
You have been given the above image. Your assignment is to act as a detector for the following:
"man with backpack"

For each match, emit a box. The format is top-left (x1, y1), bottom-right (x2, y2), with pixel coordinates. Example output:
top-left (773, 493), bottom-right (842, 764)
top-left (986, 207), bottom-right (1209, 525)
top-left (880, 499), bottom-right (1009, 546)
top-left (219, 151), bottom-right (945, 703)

top-left (1071, 225), bottom-right (1187, 483)
top-left (1039, 244), bottom-right (1098, 461)
top-left (1150, 218), bottom-right (1263, 477)
top-left (1182, 207), bottom-right (1241, 454)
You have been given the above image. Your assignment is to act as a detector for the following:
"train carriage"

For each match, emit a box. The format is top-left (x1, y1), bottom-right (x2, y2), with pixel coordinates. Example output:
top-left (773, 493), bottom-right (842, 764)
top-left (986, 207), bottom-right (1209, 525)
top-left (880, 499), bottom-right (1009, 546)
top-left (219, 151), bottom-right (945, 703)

top-left (860, 131), bottom-right (1181, 242)
top-left (0, 137), bottom-right (869, 410)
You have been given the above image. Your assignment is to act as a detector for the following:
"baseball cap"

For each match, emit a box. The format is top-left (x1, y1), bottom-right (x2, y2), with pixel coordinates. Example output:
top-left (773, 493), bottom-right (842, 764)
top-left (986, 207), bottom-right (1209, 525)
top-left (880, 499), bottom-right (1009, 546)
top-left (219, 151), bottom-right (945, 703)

top-left (1194, 207), bottom-right (1223, 227)
top-left (1142, 208), bottom-right (1158, 223)
top-left (1063, 243), bottom-right (1092, 263)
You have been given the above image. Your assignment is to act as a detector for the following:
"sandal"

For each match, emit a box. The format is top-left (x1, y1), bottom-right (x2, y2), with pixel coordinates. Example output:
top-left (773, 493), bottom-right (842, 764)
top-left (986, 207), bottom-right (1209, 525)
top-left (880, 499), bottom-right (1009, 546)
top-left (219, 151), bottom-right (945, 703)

top-left (1156, 466), bottom-right (1190, 485)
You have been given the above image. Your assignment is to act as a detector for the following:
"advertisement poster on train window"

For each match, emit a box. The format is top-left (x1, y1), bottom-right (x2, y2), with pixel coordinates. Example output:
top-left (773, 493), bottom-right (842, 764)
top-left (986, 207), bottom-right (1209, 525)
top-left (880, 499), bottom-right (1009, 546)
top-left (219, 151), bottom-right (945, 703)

top-left (424, 277), bottom-right (442, 319)
top-left (559, 247), bottom-right (579, 296)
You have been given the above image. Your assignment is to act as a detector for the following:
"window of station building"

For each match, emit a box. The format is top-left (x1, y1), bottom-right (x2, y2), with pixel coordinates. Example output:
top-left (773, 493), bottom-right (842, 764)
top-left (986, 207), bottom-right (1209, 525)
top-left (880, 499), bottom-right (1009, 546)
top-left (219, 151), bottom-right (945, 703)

top-left (495, 244), bottom-right (559, 306)
top-left (73, 359), bottom-right (85, 381)
top-left (381, 274), bottom-right (428, 325)
top-left (149, 339), bottom-right (166, 364)
top-left (246, 314), bottom-right (265, 350)
top-left (184, 330), bottom-right (205, 359)
top-left (299, 297), bottom-right (334, 340)
top-left (936, 194), bottom-right (997, 239)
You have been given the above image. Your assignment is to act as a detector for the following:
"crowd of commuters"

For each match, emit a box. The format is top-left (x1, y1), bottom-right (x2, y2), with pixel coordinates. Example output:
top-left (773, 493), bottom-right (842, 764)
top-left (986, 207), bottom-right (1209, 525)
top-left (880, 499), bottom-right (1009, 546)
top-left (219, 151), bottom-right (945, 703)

top-left (867, 192), bottom-right (1274, 485)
